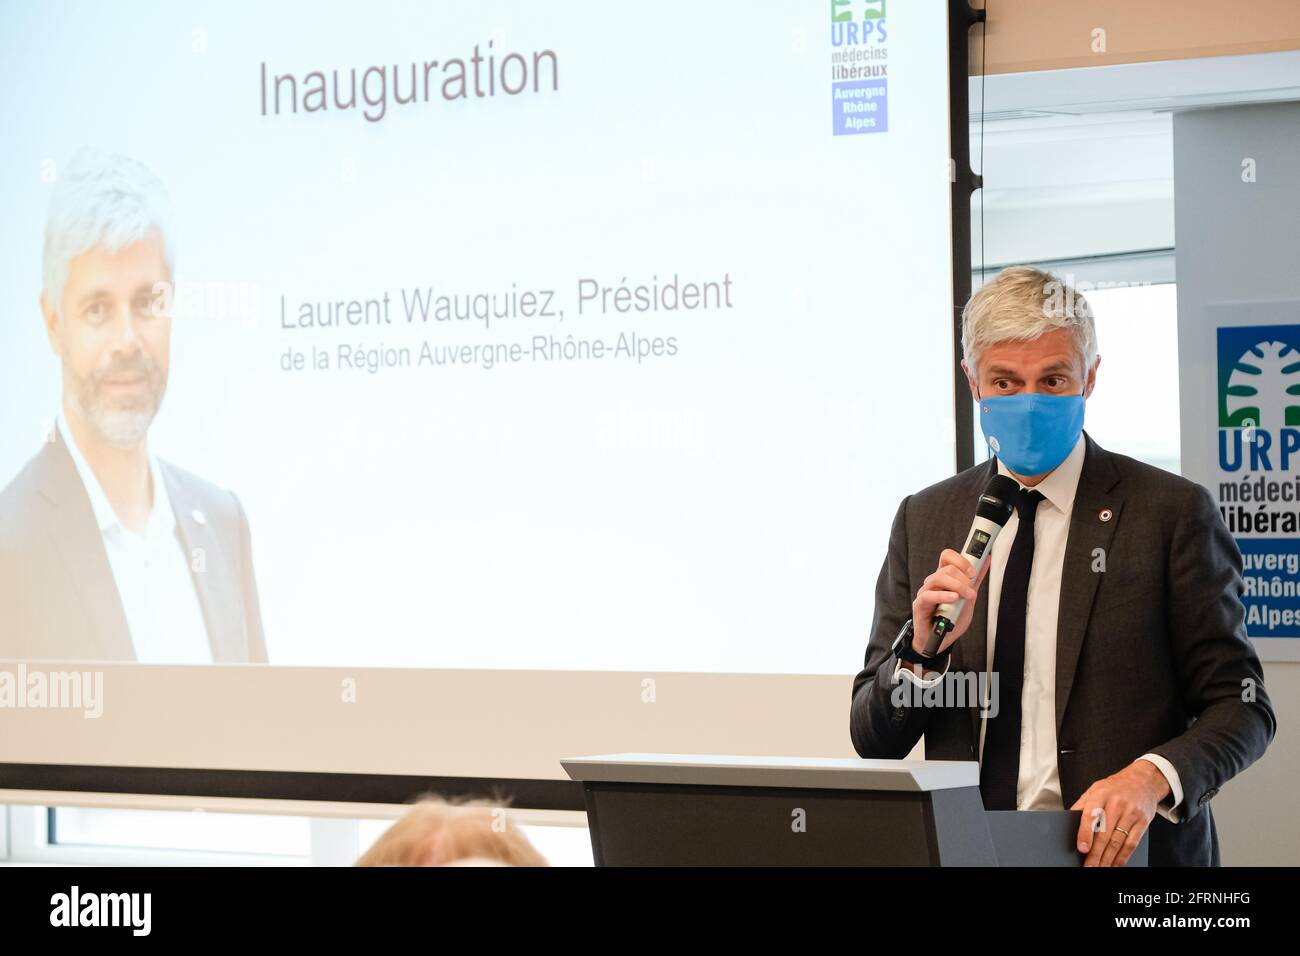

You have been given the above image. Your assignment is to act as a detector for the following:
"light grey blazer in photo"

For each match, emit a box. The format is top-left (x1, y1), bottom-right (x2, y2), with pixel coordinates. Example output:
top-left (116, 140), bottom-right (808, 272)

top-left (0, 428), bottom-right (267, 663)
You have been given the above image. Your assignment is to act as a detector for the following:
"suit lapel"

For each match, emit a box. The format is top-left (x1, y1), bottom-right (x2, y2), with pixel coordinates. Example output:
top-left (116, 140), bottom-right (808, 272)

top-left (1054, 432), bottom-right (1123, 736)
top-left (34, 428), bottom-right (135, 659)
top-left (162, 463), bottom-right (240, 662)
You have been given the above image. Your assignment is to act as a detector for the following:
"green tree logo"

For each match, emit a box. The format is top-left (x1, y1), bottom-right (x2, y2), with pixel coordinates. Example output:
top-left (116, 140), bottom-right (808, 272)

top-left (832, 0), bottom-right (885, 21)
top-left (1217, 325), bottom-right (1300, 428)
top-left (1225, 340), bottom-right (1300, 428)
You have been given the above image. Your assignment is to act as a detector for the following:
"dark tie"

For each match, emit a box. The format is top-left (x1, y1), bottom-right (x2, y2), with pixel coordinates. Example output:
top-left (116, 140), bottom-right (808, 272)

top-left (980, 487), bottom-right (1045, 811)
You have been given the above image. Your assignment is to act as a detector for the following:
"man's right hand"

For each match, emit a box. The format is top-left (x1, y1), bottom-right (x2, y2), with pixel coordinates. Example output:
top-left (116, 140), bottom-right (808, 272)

top-left (911, 549), bottom-right (991, 657)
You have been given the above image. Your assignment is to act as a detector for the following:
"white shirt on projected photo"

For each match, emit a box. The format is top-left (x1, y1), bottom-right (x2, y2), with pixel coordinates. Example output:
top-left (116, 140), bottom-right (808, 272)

top-left (57, 412), bottom-right (211, 664)
top-left (897, 435), bottom-right (1184, 822)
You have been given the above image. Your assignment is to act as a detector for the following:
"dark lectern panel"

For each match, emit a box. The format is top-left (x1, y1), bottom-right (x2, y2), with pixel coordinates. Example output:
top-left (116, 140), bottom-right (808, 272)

top-left (589, 783), bottom-right (941, 866)
top-left (985, 810), bottom-right (1149, 866)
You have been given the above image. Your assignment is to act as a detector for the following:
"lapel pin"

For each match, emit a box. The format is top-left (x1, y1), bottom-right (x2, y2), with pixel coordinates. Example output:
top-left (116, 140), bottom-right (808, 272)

top-left (191, 509), bottom-right (207, 526)
top-left (1098, 508), bottom-right (1113, 523)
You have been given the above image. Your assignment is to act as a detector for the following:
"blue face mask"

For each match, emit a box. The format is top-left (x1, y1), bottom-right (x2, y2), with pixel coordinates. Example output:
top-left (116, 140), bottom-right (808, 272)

top-left (978, 392), bottom-right (1085, 476)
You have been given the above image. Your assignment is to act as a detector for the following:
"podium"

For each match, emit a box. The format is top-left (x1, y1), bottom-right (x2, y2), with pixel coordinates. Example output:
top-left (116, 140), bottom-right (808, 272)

top-left (561, 753), bottom-right (1148, 866)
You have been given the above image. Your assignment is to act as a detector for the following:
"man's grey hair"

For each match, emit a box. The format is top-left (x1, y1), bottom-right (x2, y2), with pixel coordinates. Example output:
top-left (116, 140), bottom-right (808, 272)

top-left (961, 266), bottom-right (1098, 374)
top-left (42, 149), bottom-right (176, 311)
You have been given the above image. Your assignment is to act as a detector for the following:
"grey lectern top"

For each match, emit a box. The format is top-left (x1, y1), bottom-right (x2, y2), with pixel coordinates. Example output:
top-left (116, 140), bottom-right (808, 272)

top-left (563, 753), bottom-right (978, 791)
top-left (562, 753), bottom-right (1147, 867)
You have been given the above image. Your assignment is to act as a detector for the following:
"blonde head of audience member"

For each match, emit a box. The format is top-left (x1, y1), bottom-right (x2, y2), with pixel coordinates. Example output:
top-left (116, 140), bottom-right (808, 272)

top-left (355, 796), bottom-right (548, 867)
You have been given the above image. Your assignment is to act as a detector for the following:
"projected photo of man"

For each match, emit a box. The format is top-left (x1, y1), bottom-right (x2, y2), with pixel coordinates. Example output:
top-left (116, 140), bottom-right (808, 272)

top-left (0, 150), bottom-right (266, 663)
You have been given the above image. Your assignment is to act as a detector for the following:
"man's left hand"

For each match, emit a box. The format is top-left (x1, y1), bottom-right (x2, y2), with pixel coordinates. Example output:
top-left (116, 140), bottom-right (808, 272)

top-left (1070, 760), bottom-right (1171, 867)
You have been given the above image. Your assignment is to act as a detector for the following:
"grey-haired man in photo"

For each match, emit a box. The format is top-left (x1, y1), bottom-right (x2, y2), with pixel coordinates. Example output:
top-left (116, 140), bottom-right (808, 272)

top-left (850, 267), bottom-right (1274, 866)
top-left (0, 150), bottom-right (266, 663)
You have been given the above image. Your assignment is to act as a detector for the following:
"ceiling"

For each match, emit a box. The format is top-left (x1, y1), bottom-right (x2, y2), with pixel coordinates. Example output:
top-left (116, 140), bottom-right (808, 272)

top-left (965, 50), bottom-right (1300, 265)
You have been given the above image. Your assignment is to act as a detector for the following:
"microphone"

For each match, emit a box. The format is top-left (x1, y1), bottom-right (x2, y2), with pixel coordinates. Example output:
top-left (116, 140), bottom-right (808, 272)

top-left (921, 474), bottom-right (1019, 657)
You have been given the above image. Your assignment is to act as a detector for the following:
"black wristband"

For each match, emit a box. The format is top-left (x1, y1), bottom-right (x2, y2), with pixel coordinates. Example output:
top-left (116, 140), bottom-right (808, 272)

top-left (890, 619), bottom-right (950, 667)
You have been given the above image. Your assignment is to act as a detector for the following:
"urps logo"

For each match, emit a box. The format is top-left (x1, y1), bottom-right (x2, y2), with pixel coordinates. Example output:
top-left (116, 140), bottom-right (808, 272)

top-left (832, 0), bottom-right (887, 43)
top-left (1217, 323), bottom-right (1300, 471)
top-left (832, 0), bottom-right (887, 23)
top-left (829, 0), bottom-right (889, 135)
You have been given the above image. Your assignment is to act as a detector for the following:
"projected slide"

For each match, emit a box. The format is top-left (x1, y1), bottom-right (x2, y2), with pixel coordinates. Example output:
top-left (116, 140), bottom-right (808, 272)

top-left (0, 0), bottom-right (954, 672)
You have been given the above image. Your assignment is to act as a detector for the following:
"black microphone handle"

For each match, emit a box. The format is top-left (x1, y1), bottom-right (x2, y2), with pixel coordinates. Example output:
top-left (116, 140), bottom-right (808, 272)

top-left (921, 615), bottom-right (953, 658)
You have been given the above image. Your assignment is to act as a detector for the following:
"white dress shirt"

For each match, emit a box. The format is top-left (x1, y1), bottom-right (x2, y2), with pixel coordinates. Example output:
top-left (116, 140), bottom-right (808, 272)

top-left (58, 413), bottom-right (212, 664)
top-left (895, 434), bottom-right (1183, 822)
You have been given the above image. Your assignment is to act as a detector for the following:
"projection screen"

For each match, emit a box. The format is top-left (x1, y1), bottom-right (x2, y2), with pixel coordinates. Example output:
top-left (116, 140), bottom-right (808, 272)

top-left (0, 0), bottom-right (965, 808)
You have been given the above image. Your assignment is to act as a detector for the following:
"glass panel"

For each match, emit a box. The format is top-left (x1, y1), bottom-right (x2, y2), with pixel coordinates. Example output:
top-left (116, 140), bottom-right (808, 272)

top-left (51, 806), bottom-right (311, 857)
top-left (1076, 282), bottom-right (1181, 474)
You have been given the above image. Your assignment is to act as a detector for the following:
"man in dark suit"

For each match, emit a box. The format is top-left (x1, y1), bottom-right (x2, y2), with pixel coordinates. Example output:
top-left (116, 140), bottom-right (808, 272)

top-left (850, 266), bottom-right (1274, 867)
top-left (0, 149), bottom-right (265, 663)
